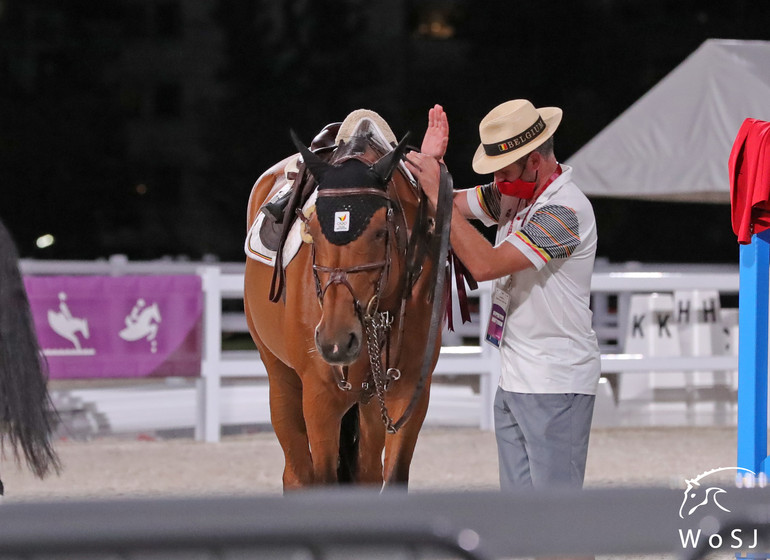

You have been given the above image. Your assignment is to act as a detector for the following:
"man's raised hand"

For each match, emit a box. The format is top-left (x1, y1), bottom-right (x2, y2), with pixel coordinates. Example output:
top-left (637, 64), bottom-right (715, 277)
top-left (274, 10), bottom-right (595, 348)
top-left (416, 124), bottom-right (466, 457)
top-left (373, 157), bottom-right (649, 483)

top-left (420, 104), bottom-right (449, 160)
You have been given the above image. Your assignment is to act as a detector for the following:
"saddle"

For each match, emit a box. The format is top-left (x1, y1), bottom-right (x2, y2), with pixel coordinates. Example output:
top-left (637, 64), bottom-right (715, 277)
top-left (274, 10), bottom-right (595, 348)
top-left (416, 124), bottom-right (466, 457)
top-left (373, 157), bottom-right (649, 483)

top-left (261, 123), bottom-right (341, 302)
top-left (258, 122), bottom-right (341, 252)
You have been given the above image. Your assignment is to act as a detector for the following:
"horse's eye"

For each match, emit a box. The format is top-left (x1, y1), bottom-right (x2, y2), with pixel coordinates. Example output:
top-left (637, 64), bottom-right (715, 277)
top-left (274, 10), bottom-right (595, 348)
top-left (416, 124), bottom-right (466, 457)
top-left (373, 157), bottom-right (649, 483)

top-left (374, 229), bottom-right (387, 240)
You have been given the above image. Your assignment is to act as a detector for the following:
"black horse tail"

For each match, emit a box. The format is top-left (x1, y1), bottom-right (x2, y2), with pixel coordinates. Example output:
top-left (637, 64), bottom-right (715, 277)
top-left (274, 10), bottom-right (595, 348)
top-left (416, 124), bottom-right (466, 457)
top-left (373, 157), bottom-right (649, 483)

top-left (0, 220), bottom-right (61, 478)
top-left (337, 404), bottom-right (359, 484)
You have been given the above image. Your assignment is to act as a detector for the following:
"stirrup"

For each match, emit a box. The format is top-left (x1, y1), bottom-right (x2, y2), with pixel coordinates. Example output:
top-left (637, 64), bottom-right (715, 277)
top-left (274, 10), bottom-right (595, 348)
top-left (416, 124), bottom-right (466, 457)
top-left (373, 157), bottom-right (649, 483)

top-left (261, 189), bottom-right (292, 224)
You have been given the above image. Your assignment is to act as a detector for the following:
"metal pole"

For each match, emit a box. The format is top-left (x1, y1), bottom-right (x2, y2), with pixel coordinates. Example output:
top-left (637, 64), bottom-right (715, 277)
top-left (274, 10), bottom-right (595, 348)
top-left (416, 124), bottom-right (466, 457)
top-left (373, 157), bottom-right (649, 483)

top-left (737, 230), bottom-right (770, 477)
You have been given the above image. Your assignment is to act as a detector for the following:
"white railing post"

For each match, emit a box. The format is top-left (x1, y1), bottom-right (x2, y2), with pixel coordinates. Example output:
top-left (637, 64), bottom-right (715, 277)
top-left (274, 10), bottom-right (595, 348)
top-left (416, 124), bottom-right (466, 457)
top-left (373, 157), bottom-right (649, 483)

top-left (196, 266), bottom-right (222, 442)
top-left (108, 254), bottom-right (129, 276)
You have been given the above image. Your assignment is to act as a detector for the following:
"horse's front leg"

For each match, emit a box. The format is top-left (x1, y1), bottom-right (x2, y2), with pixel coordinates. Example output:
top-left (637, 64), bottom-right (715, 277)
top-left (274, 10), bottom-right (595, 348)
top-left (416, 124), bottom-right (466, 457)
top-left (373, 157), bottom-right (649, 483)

top-left (302, 376), bottom-right (347, 485)
top-left (257, 345), bottom-right (314, 490)
top-left (357, 399), bottom-right (386, 486)
top-left (381, 372), bottom-right (432, 489)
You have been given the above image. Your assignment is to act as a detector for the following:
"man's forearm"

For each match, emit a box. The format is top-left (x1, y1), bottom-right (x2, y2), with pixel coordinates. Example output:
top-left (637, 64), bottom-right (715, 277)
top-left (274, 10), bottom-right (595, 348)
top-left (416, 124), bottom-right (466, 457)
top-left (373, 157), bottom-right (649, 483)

top-left (448, 202), bottom-right (535, 283)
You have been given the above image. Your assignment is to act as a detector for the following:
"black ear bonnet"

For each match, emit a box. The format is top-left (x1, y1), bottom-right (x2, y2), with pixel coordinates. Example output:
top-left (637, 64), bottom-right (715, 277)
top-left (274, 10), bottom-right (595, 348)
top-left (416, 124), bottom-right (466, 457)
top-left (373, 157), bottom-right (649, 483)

top-left (314, 160), bottom-right (390, 245)
top-left (291, 131), bottom-right (409, 246)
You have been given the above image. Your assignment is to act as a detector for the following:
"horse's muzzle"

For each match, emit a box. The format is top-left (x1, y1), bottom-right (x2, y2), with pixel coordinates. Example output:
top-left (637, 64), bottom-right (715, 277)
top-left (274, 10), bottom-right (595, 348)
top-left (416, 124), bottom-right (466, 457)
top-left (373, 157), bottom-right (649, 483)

top-left (315, 327), bottom-right (362, 365)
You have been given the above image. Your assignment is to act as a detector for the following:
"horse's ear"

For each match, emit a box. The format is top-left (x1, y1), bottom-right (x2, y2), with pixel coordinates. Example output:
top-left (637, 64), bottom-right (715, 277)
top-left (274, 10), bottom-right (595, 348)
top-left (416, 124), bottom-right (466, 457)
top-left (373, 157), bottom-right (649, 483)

top-left (291, 129), bottom-right (330, 182)
top-left (371, 132), bottom-right (410, 185)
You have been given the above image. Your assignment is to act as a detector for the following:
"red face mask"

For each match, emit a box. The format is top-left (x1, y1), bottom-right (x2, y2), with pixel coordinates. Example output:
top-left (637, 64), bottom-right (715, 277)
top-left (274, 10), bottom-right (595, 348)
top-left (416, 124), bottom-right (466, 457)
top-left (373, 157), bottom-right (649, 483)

top-left (496, 171), bottom-right (538, 199)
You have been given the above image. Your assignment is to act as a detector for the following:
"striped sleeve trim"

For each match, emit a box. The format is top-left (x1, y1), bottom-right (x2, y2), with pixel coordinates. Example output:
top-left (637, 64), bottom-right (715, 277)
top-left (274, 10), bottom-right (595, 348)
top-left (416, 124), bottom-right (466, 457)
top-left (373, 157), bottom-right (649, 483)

top-left (464, 183), bottom-right (499, 227)
top-left (516, 204), bottom-right (581, 262)
top-left (475, 183), bottom-right (501, 222)
top-left (513, 231), bottom-right (551, 264)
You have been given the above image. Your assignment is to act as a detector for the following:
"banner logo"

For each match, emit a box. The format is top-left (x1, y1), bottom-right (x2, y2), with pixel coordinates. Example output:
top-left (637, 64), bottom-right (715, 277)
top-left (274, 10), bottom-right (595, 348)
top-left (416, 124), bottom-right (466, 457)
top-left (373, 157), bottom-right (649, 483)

top-left (25, 276), bottom-right (202, 379)
top-left (45, 292), bottom-right (94, 356)
top-left (119, 299), bottom-right (162, 353)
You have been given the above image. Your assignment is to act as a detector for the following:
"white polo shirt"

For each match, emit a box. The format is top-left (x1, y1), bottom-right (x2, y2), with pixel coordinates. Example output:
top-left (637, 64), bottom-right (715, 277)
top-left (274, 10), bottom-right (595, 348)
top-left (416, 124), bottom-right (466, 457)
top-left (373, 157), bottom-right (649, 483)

top-left (464, 165), bottom-right (601, 395)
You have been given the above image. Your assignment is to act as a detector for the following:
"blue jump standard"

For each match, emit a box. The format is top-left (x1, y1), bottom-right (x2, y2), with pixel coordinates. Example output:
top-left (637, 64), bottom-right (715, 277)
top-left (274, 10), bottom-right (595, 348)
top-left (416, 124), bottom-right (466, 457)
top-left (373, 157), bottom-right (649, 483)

top-left (738, 229), bottom-right (770, 476)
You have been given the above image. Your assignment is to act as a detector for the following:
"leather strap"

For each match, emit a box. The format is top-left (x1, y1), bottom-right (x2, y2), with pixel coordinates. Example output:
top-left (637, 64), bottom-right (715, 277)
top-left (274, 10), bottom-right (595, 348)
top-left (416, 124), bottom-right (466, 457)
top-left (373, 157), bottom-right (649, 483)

top-left (449, 251), bottom-right (477, 330)
top-left (389, 162), bottom-right (454, 433)
top-left (269, 164), bottom-right (309, 302)
top-left (316, 187), bottom-right (390, 199)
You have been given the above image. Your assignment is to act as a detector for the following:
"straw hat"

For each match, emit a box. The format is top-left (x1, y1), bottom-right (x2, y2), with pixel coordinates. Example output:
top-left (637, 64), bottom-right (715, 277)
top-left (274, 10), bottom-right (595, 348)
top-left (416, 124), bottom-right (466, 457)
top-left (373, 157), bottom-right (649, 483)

top-left (472, 100), bottom-right (562, 174)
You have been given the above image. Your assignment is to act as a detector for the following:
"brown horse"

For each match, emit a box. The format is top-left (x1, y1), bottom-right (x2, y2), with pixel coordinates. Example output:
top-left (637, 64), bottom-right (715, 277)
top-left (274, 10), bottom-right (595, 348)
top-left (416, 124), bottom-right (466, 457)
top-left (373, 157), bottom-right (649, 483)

top-left (244, 115), bottom-right (445, 489)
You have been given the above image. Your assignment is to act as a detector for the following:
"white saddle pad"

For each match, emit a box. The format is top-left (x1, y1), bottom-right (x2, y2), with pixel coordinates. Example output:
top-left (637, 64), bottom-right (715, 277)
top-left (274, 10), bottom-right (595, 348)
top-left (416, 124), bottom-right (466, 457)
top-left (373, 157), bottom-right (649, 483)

top-left (244, 187), bottom-right (317, 268)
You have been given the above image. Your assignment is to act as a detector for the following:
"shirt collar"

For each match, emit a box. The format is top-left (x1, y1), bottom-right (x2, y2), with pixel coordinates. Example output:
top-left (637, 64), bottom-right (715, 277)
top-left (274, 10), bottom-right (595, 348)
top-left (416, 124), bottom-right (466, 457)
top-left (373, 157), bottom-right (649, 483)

top-left (532, 164), bottom-right (572, 205)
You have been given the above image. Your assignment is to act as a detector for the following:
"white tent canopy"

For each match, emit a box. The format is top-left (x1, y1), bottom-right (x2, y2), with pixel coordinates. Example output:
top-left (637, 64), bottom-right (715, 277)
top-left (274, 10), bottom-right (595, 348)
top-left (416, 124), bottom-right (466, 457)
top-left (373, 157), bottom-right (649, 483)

top-left (567, 39), bottom-right (770, 203)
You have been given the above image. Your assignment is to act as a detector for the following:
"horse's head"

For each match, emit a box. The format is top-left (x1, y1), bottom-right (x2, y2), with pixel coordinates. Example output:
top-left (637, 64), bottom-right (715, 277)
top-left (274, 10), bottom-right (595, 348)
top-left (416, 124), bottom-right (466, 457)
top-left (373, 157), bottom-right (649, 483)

top-left (292, 130), bottom-right (410, 365)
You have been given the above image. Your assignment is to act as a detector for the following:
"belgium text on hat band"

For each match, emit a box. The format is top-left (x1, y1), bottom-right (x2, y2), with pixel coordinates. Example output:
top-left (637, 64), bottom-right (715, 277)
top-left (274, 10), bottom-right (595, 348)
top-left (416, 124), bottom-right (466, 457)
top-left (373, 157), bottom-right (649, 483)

top-left (483, 116), bottom-right (546, 156)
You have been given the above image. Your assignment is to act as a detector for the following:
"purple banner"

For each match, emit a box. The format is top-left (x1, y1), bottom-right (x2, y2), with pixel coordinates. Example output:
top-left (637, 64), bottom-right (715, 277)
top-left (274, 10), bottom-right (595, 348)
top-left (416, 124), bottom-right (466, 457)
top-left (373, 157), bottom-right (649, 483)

top-left (24, 276), bottom-right (203, 379)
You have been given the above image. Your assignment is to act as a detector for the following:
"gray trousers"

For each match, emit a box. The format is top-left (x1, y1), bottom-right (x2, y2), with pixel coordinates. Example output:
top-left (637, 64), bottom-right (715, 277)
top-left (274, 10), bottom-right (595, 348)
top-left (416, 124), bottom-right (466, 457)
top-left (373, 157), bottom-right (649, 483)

top-left (494, 387), bottom-right (595, 491)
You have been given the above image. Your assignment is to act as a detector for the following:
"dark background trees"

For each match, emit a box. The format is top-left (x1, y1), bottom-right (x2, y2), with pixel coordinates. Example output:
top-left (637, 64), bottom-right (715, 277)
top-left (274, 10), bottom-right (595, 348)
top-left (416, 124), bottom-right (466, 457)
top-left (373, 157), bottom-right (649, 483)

top-left (1, 0), bottom-right (768, 262)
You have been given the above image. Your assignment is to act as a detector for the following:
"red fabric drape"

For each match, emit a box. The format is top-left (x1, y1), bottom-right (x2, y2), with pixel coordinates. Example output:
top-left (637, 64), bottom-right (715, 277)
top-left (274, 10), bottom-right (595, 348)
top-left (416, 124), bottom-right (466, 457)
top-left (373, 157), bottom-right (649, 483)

top-left (730, 118), bottom-right (770, 244)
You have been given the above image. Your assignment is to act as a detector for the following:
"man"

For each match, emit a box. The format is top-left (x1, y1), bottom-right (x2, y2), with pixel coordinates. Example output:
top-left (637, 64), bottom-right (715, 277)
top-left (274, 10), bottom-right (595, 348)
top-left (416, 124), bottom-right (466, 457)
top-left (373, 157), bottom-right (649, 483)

top-left (406, 100), bottom-right (601, 490)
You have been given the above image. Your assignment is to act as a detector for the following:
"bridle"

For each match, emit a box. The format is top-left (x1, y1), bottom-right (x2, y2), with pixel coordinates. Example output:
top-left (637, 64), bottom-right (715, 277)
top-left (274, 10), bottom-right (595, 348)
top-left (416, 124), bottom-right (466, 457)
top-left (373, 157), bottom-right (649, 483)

top-left (290, 133), bottom-right (452, 434)
top-left (310, 186), bottom-right (399, 324)
top-left (302, 154), bottom-right (416, 431)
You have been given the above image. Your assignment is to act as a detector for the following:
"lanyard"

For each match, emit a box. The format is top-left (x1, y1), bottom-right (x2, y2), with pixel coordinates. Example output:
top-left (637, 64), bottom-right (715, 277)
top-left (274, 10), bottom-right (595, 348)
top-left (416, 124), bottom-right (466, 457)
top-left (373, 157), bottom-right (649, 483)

top-left (505, 166), bottom-right (562, 236)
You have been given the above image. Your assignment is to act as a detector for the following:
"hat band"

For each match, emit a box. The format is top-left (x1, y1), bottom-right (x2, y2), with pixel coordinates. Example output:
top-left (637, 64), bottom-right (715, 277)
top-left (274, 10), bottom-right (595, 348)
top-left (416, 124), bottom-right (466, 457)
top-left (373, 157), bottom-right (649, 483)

top-left (482, 116), bottom-right (546, 156)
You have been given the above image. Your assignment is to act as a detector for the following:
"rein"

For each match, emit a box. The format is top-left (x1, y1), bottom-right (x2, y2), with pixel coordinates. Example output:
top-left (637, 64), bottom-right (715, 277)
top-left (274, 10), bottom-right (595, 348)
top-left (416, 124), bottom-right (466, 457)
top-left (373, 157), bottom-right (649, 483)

top-left (384, 163), bottom-right (453, 433)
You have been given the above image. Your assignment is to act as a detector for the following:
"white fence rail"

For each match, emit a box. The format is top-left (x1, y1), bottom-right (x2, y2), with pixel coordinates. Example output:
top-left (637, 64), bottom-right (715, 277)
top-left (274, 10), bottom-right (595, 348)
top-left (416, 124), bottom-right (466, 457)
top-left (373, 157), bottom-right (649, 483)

top-left (20, 258), bottom-right (740, 442)
top-left (196, 266), bottom-right (501, 442)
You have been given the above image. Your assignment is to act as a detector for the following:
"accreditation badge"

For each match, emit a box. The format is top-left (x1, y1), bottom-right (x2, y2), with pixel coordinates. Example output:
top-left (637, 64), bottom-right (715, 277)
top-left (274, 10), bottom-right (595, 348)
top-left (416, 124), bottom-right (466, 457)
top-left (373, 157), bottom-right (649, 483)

top-left (484, 286), bottom-right (511, 348)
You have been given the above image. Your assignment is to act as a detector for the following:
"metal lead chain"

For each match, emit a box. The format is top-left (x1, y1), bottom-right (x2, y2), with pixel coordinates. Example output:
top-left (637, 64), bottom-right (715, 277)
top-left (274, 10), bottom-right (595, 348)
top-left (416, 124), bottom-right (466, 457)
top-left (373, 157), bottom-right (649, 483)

top-left (363, 311), bottom-right (398, 433)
